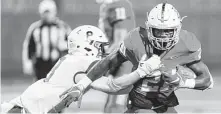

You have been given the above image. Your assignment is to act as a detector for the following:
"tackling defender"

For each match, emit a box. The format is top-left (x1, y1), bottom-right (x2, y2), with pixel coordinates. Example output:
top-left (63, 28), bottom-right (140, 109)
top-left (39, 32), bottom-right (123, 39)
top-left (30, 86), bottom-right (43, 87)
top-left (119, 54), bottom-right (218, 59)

top-left (64, 3), bottom-right (213, 113)
top-left (2, 25), bottom-right (109, 113)
top-left (96, 0), bottom-right (136, 113)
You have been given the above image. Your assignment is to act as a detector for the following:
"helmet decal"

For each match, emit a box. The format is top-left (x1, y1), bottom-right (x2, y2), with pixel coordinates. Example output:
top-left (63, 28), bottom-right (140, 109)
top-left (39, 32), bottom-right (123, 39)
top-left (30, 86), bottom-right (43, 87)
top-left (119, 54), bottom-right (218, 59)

top-left (67, 25), bottom-right (108, 58)
top-left (160, 3), bottom-right (166, 23)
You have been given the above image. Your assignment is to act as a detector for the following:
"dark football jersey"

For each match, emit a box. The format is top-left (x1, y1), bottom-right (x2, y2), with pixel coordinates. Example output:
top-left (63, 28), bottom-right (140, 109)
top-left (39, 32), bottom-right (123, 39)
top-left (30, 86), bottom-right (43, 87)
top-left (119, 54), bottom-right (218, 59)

top-left (98, 0), bottom-right (136, 41)
top-left (119, 27), bottom-right (201, 97)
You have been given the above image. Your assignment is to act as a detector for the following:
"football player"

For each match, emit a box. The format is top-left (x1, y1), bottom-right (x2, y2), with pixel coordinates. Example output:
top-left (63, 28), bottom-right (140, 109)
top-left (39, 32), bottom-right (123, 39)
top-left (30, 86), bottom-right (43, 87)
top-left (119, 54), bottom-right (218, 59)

top-left (1, 25), bottom-right (109, 114)
top-left (22, 0), bottom-right (71, 80)
top-left (62, 3), bottom-right (213, 113)
top-left (96, 0), bottom-right (136, 112)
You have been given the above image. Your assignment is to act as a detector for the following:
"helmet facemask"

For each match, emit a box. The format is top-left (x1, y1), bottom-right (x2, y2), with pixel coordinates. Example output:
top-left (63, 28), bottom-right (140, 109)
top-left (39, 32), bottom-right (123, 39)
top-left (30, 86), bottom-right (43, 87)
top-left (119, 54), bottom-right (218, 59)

top-left (89, 40), bottom-right (109, 58)
top-left (145, 3), bottom-right (183, 50)
top-left (148, 25), bottom-right (181, 50)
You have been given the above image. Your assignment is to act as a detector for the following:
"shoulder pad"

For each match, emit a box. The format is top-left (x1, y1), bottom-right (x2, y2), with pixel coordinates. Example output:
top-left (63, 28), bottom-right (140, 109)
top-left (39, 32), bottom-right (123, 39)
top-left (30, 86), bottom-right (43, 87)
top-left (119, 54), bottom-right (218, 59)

top-left (123, 27), bottom-right (140, 49)
top-left (180, 30), bottom-right (201, 52)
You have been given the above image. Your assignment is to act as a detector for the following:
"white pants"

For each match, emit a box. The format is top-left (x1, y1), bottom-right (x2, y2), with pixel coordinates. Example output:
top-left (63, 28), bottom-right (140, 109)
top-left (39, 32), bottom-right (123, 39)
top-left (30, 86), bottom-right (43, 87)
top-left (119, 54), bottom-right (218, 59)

top-left (7, 79), bottom-right (68, 114)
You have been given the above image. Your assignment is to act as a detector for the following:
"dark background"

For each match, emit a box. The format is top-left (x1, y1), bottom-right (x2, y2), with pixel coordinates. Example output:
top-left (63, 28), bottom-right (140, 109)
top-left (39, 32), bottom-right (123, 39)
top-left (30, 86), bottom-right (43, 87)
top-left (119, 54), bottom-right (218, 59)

top-left (1, 0), bottom-right (221, 113)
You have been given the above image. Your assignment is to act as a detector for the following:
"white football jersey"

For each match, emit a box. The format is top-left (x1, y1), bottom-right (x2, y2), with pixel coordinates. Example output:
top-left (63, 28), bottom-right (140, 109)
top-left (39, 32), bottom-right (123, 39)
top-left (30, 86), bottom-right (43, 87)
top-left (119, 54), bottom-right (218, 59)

top-left (47, 53), bottom-right (99, 88)
top-left (5, 54), bottom-right (99, 113)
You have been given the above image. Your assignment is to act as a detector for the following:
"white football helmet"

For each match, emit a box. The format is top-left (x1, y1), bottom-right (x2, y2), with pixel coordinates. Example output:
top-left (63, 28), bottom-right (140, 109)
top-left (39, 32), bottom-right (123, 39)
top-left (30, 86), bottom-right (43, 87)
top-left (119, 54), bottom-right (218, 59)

top-left (145, 3), bottom-right (184, 50)
top-left (67, 25), bottom-right (109, 57)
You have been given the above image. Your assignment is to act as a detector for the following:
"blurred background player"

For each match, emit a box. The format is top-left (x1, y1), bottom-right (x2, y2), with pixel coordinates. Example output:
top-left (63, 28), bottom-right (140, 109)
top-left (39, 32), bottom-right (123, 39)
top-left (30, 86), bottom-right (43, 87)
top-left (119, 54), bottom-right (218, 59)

top-left (22, 0), bottom-right (71, 80)
top-left (96, 0), bottom-right (136, 113)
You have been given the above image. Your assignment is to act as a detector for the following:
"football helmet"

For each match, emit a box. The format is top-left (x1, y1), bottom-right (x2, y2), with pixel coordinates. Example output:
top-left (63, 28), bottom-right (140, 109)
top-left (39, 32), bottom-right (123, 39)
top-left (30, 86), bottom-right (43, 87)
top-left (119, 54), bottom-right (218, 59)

top-left (145, 3), bottom-right (183, 50)
top-left (67, 25), bottom-right (109, 58)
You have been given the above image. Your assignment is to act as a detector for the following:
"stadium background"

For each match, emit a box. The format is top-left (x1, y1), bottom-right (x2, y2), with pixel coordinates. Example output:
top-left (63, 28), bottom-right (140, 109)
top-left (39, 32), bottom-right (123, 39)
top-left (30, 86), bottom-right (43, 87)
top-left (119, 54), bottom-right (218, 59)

top-left (1, 0), bottom-right (221, 113)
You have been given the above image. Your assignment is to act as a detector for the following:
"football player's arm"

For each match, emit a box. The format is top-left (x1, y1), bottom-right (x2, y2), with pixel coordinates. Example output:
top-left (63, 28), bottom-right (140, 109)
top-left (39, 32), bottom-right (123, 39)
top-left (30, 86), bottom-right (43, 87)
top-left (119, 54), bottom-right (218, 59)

top-left (186, 60), bottom-right (213, 90)
top-left (91, 76), bottom-right (134, 95)
top-left (91, 70), bottom-right (141, 94)
top-left (87, 49), bottom-right (127, 82)
top-left (184, 32), bottom-right (213, 90)
top-left (90, 52), bottom-right (161, 93)
top-left (90, 60), bottom-right (139, 94)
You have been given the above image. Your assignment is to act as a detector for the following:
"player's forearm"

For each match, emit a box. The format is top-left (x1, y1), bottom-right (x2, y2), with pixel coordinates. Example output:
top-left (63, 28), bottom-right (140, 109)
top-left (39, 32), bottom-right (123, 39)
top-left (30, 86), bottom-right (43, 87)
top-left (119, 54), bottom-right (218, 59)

top-left (93, 70), bottom-right (140, 92)
top-left (194, 67), bottom-right (213, 90)
top-left (189, 61), bottom-right (213, 90)
top-left (87, 50), bottom-right (126, 81)
top-left (90, 76), bottom-right (112, 92)
top-left (113, 70), bottom-right (141, 88)
top-left (91, 75), bottom-right (135, 94)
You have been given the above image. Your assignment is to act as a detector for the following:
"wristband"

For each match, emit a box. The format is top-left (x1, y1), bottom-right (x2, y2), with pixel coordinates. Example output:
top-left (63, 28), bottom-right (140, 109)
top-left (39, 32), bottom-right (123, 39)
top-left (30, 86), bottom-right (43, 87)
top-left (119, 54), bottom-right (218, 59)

top-left (184, 79), bottom-right (195, 88)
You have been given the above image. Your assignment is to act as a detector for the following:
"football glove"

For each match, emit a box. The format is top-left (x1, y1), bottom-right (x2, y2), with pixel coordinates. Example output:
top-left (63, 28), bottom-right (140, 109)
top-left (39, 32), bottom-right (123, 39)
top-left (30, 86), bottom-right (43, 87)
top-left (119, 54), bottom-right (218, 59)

top-left (162, 65), bottom-right (196, 89)
top-left (59, 84), bottom-right (84, 108)
top-left (136, 54), bottom-right (162, 78)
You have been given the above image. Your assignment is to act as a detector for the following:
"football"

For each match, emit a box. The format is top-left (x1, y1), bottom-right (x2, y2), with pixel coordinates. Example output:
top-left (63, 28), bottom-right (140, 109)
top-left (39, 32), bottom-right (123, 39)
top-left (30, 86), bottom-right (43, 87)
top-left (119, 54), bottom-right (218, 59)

top-left (176, 65), bottom-right (196, 79)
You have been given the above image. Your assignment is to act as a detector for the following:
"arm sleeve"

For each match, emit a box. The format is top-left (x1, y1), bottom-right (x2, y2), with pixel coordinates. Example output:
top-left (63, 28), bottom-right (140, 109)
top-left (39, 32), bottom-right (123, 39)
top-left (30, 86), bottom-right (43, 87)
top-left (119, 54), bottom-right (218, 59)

top-left (186, 32), bottom-right (202, 63)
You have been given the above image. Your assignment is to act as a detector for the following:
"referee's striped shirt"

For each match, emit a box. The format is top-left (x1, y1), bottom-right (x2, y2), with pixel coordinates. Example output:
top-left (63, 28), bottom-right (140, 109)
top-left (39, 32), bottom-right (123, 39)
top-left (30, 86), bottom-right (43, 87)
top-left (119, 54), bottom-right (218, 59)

top-left (22, 19), bottom-right (71, 64)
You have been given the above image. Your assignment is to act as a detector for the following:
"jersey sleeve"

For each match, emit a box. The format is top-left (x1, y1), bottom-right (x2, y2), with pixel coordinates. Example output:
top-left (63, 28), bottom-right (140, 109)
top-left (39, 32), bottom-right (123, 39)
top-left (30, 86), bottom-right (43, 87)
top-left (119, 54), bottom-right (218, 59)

top-left (185, 32), bottom-right (202, 63)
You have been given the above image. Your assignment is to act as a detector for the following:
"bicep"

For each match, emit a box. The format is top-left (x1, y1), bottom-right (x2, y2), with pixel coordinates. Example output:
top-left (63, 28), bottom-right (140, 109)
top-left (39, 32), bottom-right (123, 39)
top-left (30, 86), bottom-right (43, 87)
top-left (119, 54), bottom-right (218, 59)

top-left (187, 61), bottom-right (208, 77)
top-left (109, 61), bottom-right (132, 77)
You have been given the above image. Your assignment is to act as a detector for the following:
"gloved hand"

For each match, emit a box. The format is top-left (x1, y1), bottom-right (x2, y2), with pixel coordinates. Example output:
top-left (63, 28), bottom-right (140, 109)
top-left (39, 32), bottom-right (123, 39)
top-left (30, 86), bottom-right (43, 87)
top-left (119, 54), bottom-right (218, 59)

top-left (136, 54), bottom-right (162, 78)
top-left (59, 84), bottom-right (84, 108)
top-left (162, 65), bottom-right (196, 89)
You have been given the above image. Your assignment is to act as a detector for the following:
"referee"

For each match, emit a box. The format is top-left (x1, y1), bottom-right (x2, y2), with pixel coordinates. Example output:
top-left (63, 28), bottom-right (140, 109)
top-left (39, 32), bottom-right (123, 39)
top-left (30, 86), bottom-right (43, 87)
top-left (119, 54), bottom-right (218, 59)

top-left (22, 0), bottom-right (71, 80)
